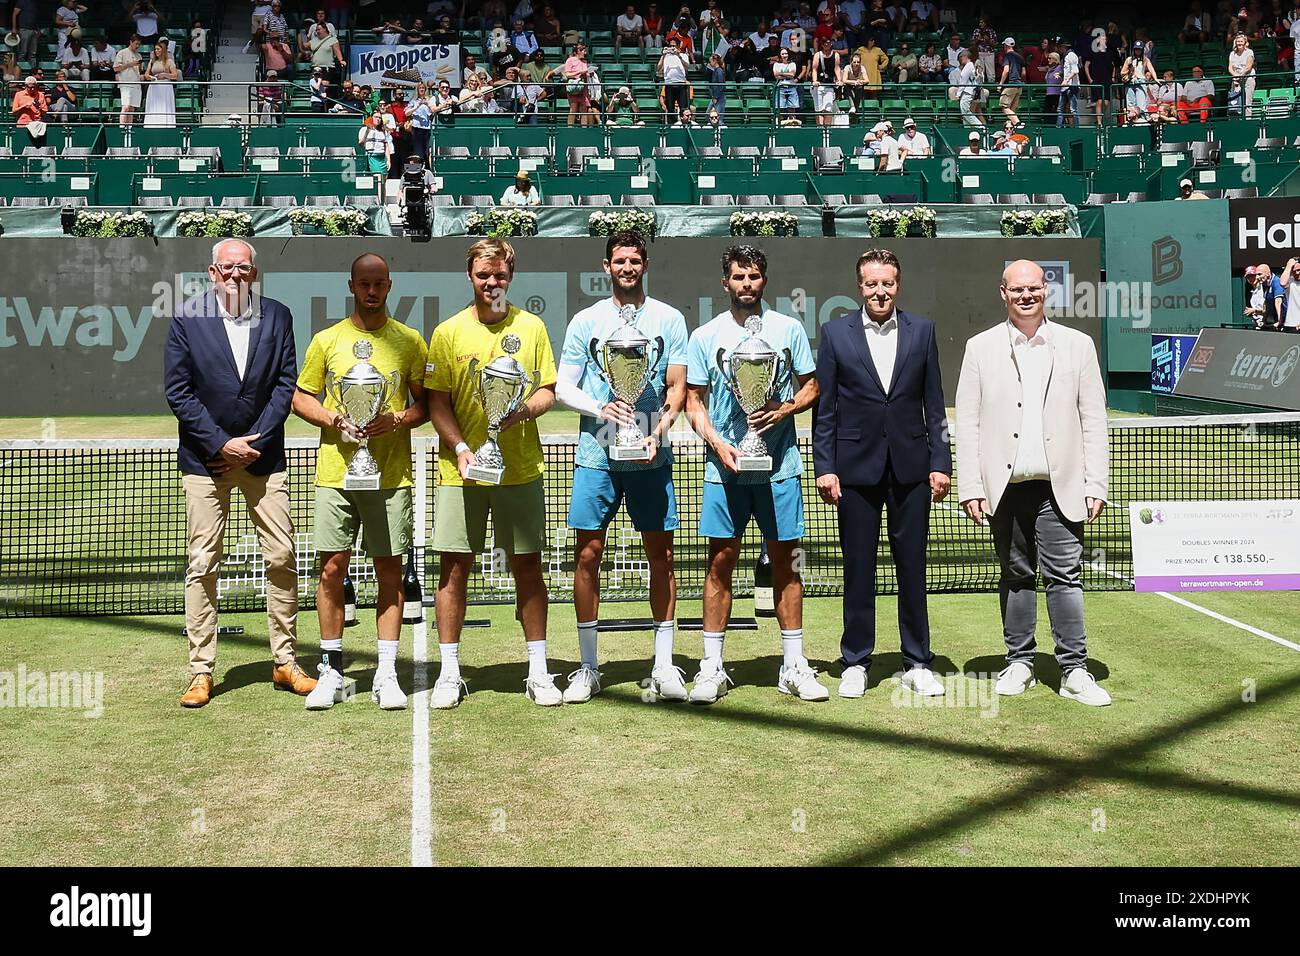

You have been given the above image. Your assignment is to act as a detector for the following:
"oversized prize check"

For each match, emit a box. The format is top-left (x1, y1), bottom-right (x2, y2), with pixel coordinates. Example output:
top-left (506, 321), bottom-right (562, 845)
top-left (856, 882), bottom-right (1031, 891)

top-left (1128, 500), bottom-right (1300, 592)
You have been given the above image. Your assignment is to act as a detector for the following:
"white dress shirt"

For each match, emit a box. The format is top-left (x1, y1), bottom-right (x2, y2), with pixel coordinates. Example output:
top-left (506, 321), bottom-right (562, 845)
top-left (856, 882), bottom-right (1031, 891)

top-left (863, 307), bottom-right (899, 393)
top-left (1008, 317), bottom-right (1051, 482)
top-left (216, 293), bottom-right (255, 380)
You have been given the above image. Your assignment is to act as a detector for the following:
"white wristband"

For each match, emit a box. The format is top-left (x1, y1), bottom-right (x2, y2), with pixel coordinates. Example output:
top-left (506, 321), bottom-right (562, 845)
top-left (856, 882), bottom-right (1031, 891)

top-left (454, 441), bottom-right (470, 455)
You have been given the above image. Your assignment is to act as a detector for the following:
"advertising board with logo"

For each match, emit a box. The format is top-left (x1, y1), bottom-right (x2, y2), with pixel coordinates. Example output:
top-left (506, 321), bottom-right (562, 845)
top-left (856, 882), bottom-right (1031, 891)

top-left (348, 43), bottom-right (461, 89)
top-left (1104, 200), bottom-right (1233, 373)
top-left (1151, 333), bottom-right (1199, 395)
top-left (1228, 196), bottom-right (1300, 270)
top-left (1173, 327), bottom-right (1300, 409)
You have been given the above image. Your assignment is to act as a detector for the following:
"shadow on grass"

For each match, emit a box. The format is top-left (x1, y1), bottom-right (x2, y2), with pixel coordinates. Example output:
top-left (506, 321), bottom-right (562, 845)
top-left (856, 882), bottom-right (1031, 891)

top-left (963, 653), bottom-right (1111, 692)
top-left (577, 667), bottom-right (1300, 865)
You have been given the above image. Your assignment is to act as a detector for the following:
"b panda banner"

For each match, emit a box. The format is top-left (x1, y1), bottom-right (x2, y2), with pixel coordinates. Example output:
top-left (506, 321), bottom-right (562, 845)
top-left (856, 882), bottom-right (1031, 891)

top-left (348, 43), bottom-right (461, 90)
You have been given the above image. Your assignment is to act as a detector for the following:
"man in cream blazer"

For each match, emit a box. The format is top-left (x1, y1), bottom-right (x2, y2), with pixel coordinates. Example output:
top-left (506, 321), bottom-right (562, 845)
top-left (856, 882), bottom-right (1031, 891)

top-left (954, 260), bottom-right (1111, 706)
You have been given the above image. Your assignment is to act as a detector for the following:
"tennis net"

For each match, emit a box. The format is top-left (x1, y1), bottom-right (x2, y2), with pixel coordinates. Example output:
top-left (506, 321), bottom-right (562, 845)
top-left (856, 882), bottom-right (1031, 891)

top-left (2, 413), bottom-right (1297, 618)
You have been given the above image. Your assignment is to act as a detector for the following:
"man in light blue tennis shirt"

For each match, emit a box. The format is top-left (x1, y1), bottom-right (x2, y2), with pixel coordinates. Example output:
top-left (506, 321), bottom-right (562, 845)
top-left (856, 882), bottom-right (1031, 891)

top-left (684, 244), bottom-right (827, 705)
top-left (555, 231), bottom-right (690, 704)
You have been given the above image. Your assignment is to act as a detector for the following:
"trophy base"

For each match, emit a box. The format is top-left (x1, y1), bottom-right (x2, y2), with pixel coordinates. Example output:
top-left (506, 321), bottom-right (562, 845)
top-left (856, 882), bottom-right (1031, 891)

top-left (611, 444), bottom-right (652, 462)
top-left (465, 464), bottom-right (505, 485)
top-left (343, 473), bottom-right (382, 491)
top-left (736, 455), bottom-right (772, 472)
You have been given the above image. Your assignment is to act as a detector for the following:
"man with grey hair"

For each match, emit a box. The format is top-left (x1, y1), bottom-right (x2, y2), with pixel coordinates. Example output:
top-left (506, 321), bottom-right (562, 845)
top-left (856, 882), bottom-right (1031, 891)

top-left (164, 239), bottom-right (314, 708)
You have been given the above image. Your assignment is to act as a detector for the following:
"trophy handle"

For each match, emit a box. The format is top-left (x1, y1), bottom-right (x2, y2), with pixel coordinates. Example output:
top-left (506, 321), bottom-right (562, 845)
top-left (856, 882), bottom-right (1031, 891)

top-left (324, 369), bottom-right (339, 408)
top-left (715, 346), bottom-right (735, 398)
top-left (589, 337), bottom-right (610, 387)
top-left (385, 369), bottom-right (404, 413)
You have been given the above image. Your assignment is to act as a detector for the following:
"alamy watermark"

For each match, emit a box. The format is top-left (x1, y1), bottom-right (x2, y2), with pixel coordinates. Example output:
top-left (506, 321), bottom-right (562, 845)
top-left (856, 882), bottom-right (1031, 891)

top-left (0, 665), bottom-right (104, 718)
top-left (890, 671), bottom-right (1000, 717)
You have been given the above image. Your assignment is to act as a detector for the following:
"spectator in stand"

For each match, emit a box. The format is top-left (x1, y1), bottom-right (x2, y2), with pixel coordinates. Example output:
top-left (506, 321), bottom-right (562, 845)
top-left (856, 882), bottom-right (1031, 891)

top-left (672, 104), bottom-right (700, 126)
top-left (616, 4), bottom-right (646, 51)
top-left (1177, 64), bottom-right (1215, 121)
top-left (840, 0), bottom-right (867, 45)
top-left (185, 20), bottom-right (208, 79)
top-left (89, 36), bottom-right (117, 83)
top-left (1180, 1), bottom-right (1213, 43)
top-left (701, 18), bottom-right (732, 63)
top-left (899, 115), bottom-right (931, 155)
top-left (404, 17), bottom-right (430, 43)
top-left (1120, 42), bottom-right (1156, 120)
top-left (644, 3), bottom-right (665, 48)
top-left (1043, 51), bottom-right (1062, 120)
top-left (60, 34), bottom-right (90, 82)
top-left (811, 36), bottom-right (841, 125)
top-left (53, 1), bottom-right (87, 60)
top-left (1057, 39), bottom-right (1079, 127)
top-left (114, 33), bottom-right (144, 126)
top-left (997, 37), bottom-right (1023, 125)
top-left (1289, 4), bottom-right (1300, 86)
top-left (310, 22), bottom-right (343, 79)
top-left (606, 84), bottom-right (642, 124)
top-left (563, 42), bottom-right (593, 126)
top-left (501, 170), bottom-right (541, 206)
top-left (12, 74), bottom-right (47, 144)
top-left (251, 1), bottom-right (271, 36)
top-left (943, 34), bottom-right (965, 73)
top-left (262, 30), bottom-right (295, 80)
top-left (855, 34), bottom-right (889, 101)
top-left (842, 51), bottom-right (867, 113)
top-left (1024, 37), bottom-right (1050, 84)
top-left (705, 51), bottom-right (726, 116)
top-left (257, 69), bottom-right (283, 125)
top-left (666, 15), bottom-right (696, 62)
top-left (1153, 69), bottom-right (1179, 122)
top-left (523, 50), bottom-right (549, 85)
top-left (971, 16), bottom-right (997, 81)
top-left (534, 5), bottom-right (562, 46)
top-left (463, 53), bottom-right (490, 87)
top-left (48, 68), bottom-right (78, 120)
top-left (4, 55), bottom-right (25, 94)
top-left (1267, 1), bottom-right (1292, 66)
top-left (310, 68), bottom-right (329, 112)
top-left (130, 1), bottom-right (164, 44)
top-left (1282, 257), bottom-right (1300, 331)
top-left (772, 45), bottom-right (802, 124)
top-left (358, 112), bottom-right (392, 201)
top-left (700, 0), bottom-right (725, 28)
top-left (511, 18), bottom-right (538, 58)
top-left (1250, 263), bottom-right (1286, 329)
top-left (958, 129), bottom-right (984, 155)
top-left (892, 40), bottom-right (917, 82)
top-left (143, 37), bottom-right (178, 128)
top-left (1228, 32), bottom-right (1256, 117)
top-left (658, 34), bottom-right (691, 123)
top-left (918, 42), bottom-right (942, 82)
top-left (430, 15), bottom-right (458, 41)
top-left (989, 129), bottom-right (1020, 155)
top-left (911, 0), bottom-right (939, 31)
top-left (1175, 176), bottom-right (1209, 198)
top-left (262, 0), bottom-right (288, 42)
top-left (11, 0), bottom-right (42, 72)
top-left (956, 49), bottom-right (983, 127)
top-left (864, 0), bottom-right (892, 48)
top-left (750, 19), bottom-right (773, 48)
top-left (428, 78), bottom-right (457, 125)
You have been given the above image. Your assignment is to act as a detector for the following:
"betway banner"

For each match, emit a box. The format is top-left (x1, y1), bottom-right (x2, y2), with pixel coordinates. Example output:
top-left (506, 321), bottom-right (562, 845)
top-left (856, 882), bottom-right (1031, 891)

top-left (1174, 327), bottom-right (1300, 410)
top-left (1104, 199), bottom-right (1233, 374)
top-left (348, 43), bottom-right (461, 89)
top-left (1229, 196), bottom-right (1300, 270)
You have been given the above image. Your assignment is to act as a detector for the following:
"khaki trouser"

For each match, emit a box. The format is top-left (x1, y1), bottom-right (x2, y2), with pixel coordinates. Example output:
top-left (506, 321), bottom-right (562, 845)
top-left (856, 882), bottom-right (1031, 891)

top-left (183, 470), bottom-right (298, 674)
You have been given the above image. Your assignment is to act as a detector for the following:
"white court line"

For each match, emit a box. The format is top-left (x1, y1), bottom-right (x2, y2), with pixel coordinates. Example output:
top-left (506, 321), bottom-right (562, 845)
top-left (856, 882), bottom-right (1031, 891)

top-left (935, 500), bottom-right (1300, 654)
top-left (410, 448), bottom-right (434, 867)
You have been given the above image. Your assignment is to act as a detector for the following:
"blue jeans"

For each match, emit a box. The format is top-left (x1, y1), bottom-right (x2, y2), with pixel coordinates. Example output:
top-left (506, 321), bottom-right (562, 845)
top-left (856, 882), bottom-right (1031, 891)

top-left (1056, 86), bottom-right (1078, 126)
top-left (1125, 84), bottom-right (1148, 113)
top-left (775, 84), bottom-right (800, 110)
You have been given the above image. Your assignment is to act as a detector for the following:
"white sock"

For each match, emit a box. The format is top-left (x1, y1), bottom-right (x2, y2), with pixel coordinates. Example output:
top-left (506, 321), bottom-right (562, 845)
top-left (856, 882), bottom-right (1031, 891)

top-left (781, 629), bottom-right (804, 669)
top-left (320, 637), bottom-right (343, 673)
top-left (377, 639), bottom-right (398, 672)
top-left (653, 620), bottom-right (674, 668)
top-left (439, 641), bottom-right (460, 680)
top-left (526, 639), bottom-right (549, 679)
top-left (703, 631), bottom-right (724, 662)
top-left (577, 620), bottom-right (599, 669)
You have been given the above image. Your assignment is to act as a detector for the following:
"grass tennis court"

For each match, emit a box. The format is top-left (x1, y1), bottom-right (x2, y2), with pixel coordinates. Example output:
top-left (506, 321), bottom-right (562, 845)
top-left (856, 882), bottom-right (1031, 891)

top-left (3, 591), bottom-right (1298, 867)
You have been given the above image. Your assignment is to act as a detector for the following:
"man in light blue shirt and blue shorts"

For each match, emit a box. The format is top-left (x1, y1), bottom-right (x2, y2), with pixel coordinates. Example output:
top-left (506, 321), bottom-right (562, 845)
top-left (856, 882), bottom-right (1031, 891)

top-left (684, 244), bottom-right (827, 704)
top-left (555, 231), bottom-right (690, 703)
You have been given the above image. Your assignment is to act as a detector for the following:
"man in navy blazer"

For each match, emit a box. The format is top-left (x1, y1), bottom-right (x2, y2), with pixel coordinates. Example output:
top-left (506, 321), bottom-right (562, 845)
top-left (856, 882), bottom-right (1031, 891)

top-left (163, 238), bottom-right (316, 707)
top-left (813, 248), bottom-right (952, 699)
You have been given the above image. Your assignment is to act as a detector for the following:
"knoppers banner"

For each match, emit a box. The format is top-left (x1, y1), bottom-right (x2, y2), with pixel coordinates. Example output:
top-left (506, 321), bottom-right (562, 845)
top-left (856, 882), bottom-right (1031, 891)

top-left (1103, 199), bottom-right (1233, 374)
top-left (348, 43), bottom-right (461, 90)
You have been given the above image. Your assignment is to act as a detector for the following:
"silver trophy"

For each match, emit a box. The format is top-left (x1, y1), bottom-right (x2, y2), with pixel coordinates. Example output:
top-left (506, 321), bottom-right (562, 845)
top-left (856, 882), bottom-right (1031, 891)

top-left (465, 333), bottom-right (534, 485)
top-left (589, 304), bottom-right (665, 462)
top-left (324, 340), bottom-right (402, 491)
top-left (717, 316), bottom-right (791, 472)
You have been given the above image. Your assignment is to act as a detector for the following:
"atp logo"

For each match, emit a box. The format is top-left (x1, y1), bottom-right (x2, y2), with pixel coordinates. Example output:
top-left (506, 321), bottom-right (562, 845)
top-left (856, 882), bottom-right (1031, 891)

top-left (1152, 236), bottom-right (1183, 285)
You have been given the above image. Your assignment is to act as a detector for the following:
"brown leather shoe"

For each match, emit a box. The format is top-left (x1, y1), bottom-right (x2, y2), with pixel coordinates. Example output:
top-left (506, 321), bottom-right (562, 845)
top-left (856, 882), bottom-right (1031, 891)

top-left (181, 674), bottom-right (213, 708)
top-left (273, 661), bottom-right (318, 695)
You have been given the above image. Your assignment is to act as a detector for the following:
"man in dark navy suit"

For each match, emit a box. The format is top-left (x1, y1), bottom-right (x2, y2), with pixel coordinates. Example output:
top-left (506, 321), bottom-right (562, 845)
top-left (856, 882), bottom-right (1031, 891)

top-left (163, 238), bottom-right (316, 708)
top-left (813, 247), bottom-right (952, 699)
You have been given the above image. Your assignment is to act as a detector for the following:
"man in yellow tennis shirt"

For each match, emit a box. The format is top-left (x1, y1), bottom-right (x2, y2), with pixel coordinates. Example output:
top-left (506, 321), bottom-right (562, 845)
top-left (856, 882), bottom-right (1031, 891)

top-left (292, 253), bottom-right (429, 712)
top-left (425, 239), bottom-right (559, 709)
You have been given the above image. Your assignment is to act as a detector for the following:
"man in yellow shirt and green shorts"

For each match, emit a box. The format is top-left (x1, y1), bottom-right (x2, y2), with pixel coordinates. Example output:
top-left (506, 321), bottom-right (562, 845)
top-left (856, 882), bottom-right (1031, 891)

top-left (425, 239), bottom-right (560, 709)
top-left (292, 253), bottom-right (429, 711)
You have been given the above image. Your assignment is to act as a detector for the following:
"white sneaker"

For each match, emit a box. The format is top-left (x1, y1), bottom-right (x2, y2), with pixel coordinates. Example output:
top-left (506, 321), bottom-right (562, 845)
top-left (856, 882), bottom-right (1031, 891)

top-left (305, 663), bottom-right (345, 710)
top-left (995, 661), bottom-right (1037, 696)
top-left (899, 667), bottom-right (946, 697)
top-left (839, 664), bottom-right (867, 698)
top-left (688, 658), bottom-right (733, 704)
top-left (777, 660), bottom-right (830, 701)
top-left (562, 665), bottom-right (602, 703)
top-left (650, 664), bottom-right (688, 701)
top-left (371, 668), bottom-right (408, 710)
top-left (430, 672), bottom-right (466, 709)
top-left (524, 672), bottom-right (564, 706)
top-left (1059, 667), bottom-right (1112, 707)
